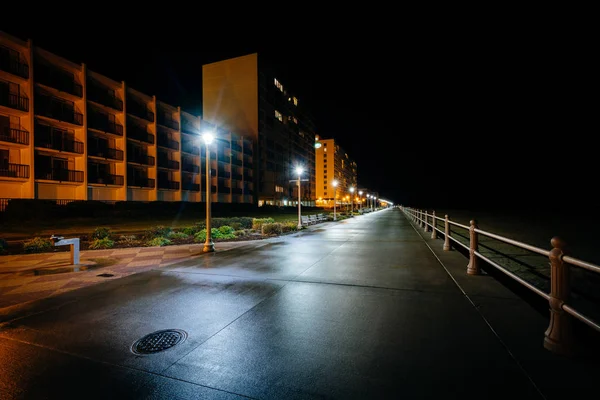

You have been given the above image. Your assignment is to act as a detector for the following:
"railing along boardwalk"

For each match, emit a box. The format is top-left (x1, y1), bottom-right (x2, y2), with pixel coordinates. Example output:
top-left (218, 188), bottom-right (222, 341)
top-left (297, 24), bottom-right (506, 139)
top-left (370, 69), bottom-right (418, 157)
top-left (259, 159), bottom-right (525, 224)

top-left (402, 206), bottom-right (600, 356)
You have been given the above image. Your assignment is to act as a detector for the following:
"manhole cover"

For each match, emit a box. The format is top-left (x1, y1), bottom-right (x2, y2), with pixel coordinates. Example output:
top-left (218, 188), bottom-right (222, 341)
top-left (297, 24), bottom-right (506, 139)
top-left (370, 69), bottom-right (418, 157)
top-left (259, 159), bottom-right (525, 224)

top-left (97, 273), bottom-right (114, 277)
top-left (131, 329), bottom-right (187, 355)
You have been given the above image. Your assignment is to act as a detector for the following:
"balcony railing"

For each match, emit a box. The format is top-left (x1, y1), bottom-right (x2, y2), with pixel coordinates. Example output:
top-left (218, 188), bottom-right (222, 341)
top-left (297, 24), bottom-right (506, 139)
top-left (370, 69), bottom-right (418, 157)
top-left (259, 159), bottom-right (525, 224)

top-left (219, 171), bottom-right (231, 179)
top-left (181, 119), bottom-right (197, 134)
top-left (127, 100), bottom-right (154, 122)
top-left (35, 168), bottom-right (84, 183)
top-left (128, 154), bottom-right (155, 166)
top-left (87, 86), bottom-right (123, 111)
top-left (0, 49), bottom-right (29, 79)
top-left (88, 173), bottom-right (124, 186)
top-left (128, 176), bottom-right (154, 188)
top-left (182, 164), bottom-right (199, 173)
top-left (35, 131), bottom-right (84, 154)
top-left (0, 92), bottom-right (29, 112)
top-left (244, 174), bottom-right (253, 182)
top-left (243, 144), bottom-right (252, 154)
top-left (127, 123), bottom-right (154, 144)
top-left (88, 114), bottom-right (123, 136)
top-left (232, 158), bottom-right (243, 166)
top-left (182, 182), bottom-right (200, 191)
top-left (35, 64), bottom-right (82, 97)
top-left (35, 95), bottom-right (83, 125)
top-left (218, 155), bottom-right (230, 163)
top-left (231, 143), bottom-right (242, 152)
top-left (218, 185), bottom-right (231, 194)
top-left (158, 158), bottom-right (180, 170)
top-left (157, 116), bottom-right (179, 130)
top-left (181, 143), bottom-right (199, 154)
top-left (232, 187), bottom-right (243, 195)
top-left (231, 173), bottom-right (243, 180)
top-left (158, 135), bottom-right (179, 150)
top-left (0, 127), bottom-right (29, 145)
top-left (0, 163), bottom-right (29, 179)
top-left (158, 179), bottom-right (180, 190)
top-left (88, 145), bottom-right (124, 161)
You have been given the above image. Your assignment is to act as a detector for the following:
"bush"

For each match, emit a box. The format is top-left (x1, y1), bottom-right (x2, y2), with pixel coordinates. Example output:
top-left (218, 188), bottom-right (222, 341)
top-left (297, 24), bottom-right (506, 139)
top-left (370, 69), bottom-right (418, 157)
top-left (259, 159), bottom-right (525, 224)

top-left (262, 222), bottom-right (282, 235)
top-left (218, 225), bottom-right (235, 236)
top-left (23, 237), bottom-right (53, 253)
top-left (0, 238), bottom-right (7, 254)
top-left (230, 222), bottom-right (242, 230)
top-left (118, 235), bottom-right (138, 244)
top-left (89, 237), bottom-right (115, 249)
top-left (252, 218), bottom-right (275, 231)
top-left (91, 227), bottom-right (111, 240)
top-left (144, 225), bottom-right (172, 240)
top-left (181, 226), bottom-right (197, 236)
top-left (168, 231), bottom-right (189, 240)
top-left (194, 228), bottom-right (236, 242)
top-left (147, 237), bottom-right (172, 247)
top-left (281, 221), bottom-right (298, 233)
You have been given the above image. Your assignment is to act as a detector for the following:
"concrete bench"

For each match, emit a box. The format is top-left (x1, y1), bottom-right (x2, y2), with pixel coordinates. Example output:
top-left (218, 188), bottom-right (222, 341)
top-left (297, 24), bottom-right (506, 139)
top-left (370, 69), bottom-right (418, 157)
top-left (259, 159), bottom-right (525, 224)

top-left (309, 215), bottom-right (318, 224)
top-left (317, 213), bottom-right (327, 222)
top-left (301, 215), bottom-right (311, 226)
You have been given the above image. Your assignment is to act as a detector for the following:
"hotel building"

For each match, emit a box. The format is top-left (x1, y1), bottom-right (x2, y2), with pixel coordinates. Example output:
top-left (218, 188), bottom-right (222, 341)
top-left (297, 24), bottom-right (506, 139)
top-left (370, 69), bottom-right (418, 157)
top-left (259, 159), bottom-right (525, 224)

top-left (314, 136), bottom-right (357, 207)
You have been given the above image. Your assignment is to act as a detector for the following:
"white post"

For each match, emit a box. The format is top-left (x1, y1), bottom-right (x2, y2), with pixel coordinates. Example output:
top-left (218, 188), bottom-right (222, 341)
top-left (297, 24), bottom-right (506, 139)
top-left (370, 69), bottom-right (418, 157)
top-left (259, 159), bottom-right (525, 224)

top-left (297, 177), bottom-right (302, 229)
top-left (333, 187), bottom-right (337, 221)
top-left (203, 140), bottom-right (214, 252)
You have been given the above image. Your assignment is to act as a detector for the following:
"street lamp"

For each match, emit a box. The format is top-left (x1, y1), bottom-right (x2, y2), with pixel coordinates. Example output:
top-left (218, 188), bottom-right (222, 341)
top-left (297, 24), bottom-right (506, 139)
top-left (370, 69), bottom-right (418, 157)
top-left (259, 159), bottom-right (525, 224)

top-left (296, 166), bottom-right (303, 229)
top-left (358, 190), bottom-right (363, 212)
top-left (332, 179), bottom-right (338, 221)
top-left (202, 130), bottom-right (215, 252)
top-left (349, 187), bottom-right (355, 214)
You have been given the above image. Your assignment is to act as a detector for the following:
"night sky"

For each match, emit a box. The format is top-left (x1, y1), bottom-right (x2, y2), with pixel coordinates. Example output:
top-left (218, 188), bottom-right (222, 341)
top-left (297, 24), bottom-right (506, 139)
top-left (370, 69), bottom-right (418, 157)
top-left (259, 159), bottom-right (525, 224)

top-left (2, 16), bottom-right (592, 212)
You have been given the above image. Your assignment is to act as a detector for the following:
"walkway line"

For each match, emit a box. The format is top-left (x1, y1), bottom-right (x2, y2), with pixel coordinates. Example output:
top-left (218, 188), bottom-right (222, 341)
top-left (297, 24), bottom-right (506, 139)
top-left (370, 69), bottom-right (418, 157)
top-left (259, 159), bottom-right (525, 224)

top-left (404, 215), bottom-right (547, 400)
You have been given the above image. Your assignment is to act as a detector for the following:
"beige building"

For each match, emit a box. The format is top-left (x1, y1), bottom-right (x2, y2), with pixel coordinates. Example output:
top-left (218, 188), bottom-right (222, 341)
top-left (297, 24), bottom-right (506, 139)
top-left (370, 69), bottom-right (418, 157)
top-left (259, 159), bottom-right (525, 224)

top-left (0, 31), bottom-right (254, 210)
top-left (314, 136), bottom-right (357, 208)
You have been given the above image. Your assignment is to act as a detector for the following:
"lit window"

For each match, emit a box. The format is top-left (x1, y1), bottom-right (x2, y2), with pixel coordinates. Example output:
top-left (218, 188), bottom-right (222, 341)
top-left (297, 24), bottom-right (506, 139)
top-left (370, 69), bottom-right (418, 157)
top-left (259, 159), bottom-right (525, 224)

top-left (275, 185), bottom-right (284, 193)
top-left (275, 110), bottom-right (283, 122)
top-left (324, 148), bottom-right (327, 152)
top-left (292, 117), bottom-right (298, 124)
top-left (274, 78), bottom-right (283, 92)
top-left (293, 97), bottom-right (298, 106)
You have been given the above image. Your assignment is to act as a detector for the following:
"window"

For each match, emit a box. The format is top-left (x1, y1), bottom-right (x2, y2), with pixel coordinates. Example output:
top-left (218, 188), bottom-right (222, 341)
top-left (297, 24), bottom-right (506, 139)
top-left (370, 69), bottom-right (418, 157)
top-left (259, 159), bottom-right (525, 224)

top-left (275, 185), bottom-right (284, 193)
top-left (324, 170), bottom-right (327, 174)
top-left (293, 97), bottom-right (298, 106)
top-left (324, 185), bottom-right (327, 190)
top-left (274, 110), bottom-right (283, 122)
top-left (292, 117), bottom-right (297, 124)
top-left (274, 78), bottom-right (283, 92)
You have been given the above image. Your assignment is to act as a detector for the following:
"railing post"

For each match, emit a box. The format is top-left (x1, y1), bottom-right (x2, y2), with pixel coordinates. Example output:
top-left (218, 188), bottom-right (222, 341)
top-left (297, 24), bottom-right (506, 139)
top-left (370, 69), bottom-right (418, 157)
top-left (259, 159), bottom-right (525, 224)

top-left (544, 237), bottom-right (573, 355)
top-left (466, 219), bottom-right (480, 275)
top-left (423, 211), bottom-right (429, 232)
top-left (443, 214), bottom-right (451, 251)
top-left (420, 210), bottom-right (424, 228)
top-left (431, 211), bottom-right (437, 239)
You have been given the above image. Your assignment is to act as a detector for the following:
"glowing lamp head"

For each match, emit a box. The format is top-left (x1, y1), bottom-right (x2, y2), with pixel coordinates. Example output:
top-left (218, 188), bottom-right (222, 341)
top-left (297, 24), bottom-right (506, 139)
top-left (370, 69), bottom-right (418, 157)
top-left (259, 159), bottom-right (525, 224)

top-left (295, 166), bottom-right (303, 176)
top-left (349, 187), bottom-right (355, 193)
top-left (332, 179), bottom-right (338, 188)
top-left (202, 131), bottom-right (215, 145)
top-left (359, 190), bottom-right (363, 196)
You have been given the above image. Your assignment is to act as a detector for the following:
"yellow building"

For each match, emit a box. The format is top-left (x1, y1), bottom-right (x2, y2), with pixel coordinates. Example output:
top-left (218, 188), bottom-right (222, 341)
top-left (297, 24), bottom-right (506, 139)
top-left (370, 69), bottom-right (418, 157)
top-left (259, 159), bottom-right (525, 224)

top-left (0, 30), bottom-right (254, 210)
top-left (314, 136), bottom-right (357, 208)
top-left (202, 53), bottom-right (316, 206)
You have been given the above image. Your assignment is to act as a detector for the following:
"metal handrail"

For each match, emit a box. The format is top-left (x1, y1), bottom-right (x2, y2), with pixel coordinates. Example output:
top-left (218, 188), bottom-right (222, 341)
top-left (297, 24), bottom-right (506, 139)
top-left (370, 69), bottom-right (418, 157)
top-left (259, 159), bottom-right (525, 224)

top-left (401, 206), bottom-right (600, 352)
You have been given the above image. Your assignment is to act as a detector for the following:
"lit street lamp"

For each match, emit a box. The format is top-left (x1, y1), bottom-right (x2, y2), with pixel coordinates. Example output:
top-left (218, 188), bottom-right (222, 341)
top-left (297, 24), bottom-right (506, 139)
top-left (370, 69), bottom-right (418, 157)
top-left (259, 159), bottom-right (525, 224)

top-left (332, 179), bottom-right (338, 221)
top-left (359, 190), bottom-right (363, 212)
top-left (296, 166), bottom-right (303, 229)
top-left (349, 187), bottom-right (355, 214)
top-left (202, 131), bottom-right (215, 252)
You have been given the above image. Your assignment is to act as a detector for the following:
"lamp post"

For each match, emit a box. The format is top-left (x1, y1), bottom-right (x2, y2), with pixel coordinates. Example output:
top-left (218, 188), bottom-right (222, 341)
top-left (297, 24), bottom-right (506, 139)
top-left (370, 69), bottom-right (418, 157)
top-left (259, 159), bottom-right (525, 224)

top-left (332, 179), bottom-right (338, 221)
top-left (349, 187), bottom-right (355, 214)
top-left (296, 166), bottom-right (303, 229)
top-left (202, 131), bottom-right (215, 252)
top-left (359, 190), bottom-right (363, 212)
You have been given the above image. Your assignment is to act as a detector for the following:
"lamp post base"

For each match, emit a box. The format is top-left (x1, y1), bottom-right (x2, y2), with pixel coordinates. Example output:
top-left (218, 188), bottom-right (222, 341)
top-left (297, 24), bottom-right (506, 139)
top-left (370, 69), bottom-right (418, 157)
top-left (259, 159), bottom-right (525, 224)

top-left (203, 240), bottom-right (215, 252)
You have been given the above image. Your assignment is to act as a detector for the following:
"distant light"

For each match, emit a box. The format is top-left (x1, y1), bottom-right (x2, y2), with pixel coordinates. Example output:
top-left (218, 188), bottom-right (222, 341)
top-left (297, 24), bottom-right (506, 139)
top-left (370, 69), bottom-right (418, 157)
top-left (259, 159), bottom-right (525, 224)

top-left (315, 142), bottom-right (322, 149)
top-left (332, 180), bottom-right (338, 187)
top-left (295, 166), bottom-right (304, 176)
top-left (203, 131), bottom-right (215, 144)
top-left (349, 187), bottom-right (355, 193)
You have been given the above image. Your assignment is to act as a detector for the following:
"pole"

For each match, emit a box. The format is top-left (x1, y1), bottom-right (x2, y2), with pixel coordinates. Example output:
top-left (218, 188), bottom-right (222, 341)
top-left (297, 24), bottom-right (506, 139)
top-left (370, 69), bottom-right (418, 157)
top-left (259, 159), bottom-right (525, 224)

top-left (297, 177), bottom-right (302, 229)
top-left (333, 187), bottom-right (337, 221)
top-left (203, 142), bottom-right (214, 252)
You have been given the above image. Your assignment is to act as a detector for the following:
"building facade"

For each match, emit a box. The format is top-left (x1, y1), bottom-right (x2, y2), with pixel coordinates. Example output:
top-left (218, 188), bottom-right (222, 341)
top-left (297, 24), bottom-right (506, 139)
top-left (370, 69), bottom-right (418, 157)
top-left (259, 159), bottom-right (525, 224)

top-left (314, 136), bottom-right (357, 208)
top-left (202, 53), bottom-right (316, 207)
top-left (0, 31), bottom-right (253, 208)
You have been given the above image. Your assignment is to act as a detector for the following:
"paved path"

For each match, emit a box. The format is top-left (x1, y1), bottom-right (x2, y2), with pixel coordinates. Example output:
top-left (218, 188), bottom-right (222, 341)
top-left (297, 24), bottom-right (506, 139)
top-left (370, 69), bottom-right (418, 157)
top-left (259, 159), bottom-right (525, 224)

top-left (0, 208), bottom-right (598, 399)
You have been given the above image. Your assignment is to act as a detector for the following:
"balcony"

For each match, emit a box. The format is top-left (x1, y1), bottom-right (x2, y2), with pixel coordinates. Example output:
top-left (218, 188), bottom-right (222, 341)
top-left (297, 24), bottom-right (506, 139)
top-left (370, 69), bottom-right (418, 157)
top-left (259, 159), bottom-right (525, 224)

top-left (218, 170), bottom-right (231, 179)
top-left (35, 94), bottom-right (83, 125)
top-left (88, 113), bottom-right (123, 136)
top-left (232, 188), bottom-right (243, 195)
top-left (231, 158), bottom-right (243, 166)
top-left (0, 92), bottom-right (29, 112)
top-left (0, 127), bottom-right (29, 145)
top-left (87, 85), bottom-right (123, 111)
top-left (127, 123), bottom-right (154, 144)
top-left (181, 142), bottom-right (199, 154)
top-left (244, 174), bottom-right (253, 182)
top-left (88, 144), bottom-right (123, 161)
top-left (128, 153), bottom-right (155, 166)
top-left (35, 64), bottom-right (82, 97)
top-left (157, 115), bottom-right (179, 130)
top-left (181, 119), bottom-right (197, 134)
top-left (217, 154), bottom-right (230, 163)
top-left (128, 176), bottom-right (154, 188)
top-left (0, 48), bottom-right (29, 79)
top-left (217, 185), bottom-right (230, 194)
top-left (245, 162), bottom-right (253, 168)
top-left (127, 100), bottom-right (154, 122)
top-left (158, 158), bottom-right (179, 170)
top-left (232, 173), bottom-right (243, 180)
top-left (182, 182), bottom-right (200, 191)
top-left (182, 163), bottom-right (199, 173)
top-left (231, 143), bottom-right (242, 152)
top-left (158, 179), bottom-right (180, 190)
top-left (243, 143), bottom-right (252, 154)
top-left (35, 168), bottom-right (84, 183)
top-left (157, 135), bottom-right (179, 150)
top-left (88, 173), bottom-right (124, 186)
top-left (0, 163), bottom-right (29, 179)
top-left (35, 127), bottom-right (84, 154)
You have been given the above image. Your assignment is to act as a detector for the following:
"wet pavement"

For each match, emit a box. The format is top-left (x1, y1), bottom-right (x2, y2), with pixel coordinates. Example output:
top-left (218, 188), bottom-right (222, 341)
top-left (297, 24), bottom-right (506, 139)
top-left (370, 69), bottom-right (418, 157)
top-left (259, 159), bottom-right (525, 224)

top-left (0, 208), bottom-right (598, 399)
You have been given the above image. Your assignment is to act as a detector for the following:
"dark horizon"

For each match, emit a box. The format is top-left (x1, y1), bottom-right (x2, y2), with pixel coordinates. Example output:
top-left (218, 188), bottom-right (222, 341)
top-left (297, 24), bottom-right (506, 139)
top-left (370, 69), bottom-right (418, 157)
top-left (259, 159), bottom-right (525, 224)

top-left (1, 21), bottom-right (591, 210)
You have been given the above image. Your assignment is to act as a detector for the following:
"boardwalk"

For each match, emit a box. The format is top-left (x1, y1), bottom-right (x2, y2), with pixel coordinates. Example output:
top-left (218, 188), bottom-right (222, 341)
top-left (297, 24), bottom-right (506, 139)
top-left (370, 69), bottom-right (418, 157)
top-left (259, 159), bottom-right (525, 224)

top-left (0, 208), bottom-right (597, 399)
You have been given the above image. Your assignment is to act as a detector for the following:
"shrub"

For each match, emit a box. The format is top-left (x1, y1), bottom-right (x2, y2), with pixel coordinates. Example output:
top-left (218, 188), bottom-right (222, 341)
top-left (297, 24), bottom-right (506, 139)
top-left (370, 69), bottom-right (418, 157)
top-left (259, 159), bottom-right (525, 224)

top-left (181, 226), bottom-right (197, 236)
top-left (89, 237), bottom-right (115, 249)
top-left (262, 222), bottom-right (282, 235)
top-left (0, 238), bottom-right (7, 254)
top-left (252, 218), bottom-right (275, 231)
top-left (218, 226), bottom-right (235, 236)
top-left (194, 230), bottom-right (207, 242)
top-left (147, 237), bottom-right (172, 247)
top-left (23, 237), bottom-right (53, 253)
top-left (281, 221), bottom-right (298, 233)
top-left (194, 228), bottom-right (235, 242)
top-left (168, 231), bottom-right (189, 240)
top-left (91, 227), bottom-right (111, 240)
top-left (144, 225), bottom-right (172, 240)
top-left (233, 230), bottom-right (247, 237)
top-left (230, 222), bottom-right (242, 230)
top-left (118, 235), bottom-right (138, 244)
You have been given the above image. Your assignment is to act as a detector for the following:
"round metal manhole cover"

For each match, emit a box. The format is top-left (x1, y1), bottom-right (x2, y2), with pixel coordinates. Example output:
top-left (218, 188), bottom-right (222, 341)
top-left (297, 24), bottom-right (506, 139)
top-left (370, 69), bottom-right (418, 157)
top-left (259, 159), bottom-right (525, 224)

top-left (131, 329), bottom-right (187, 355)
